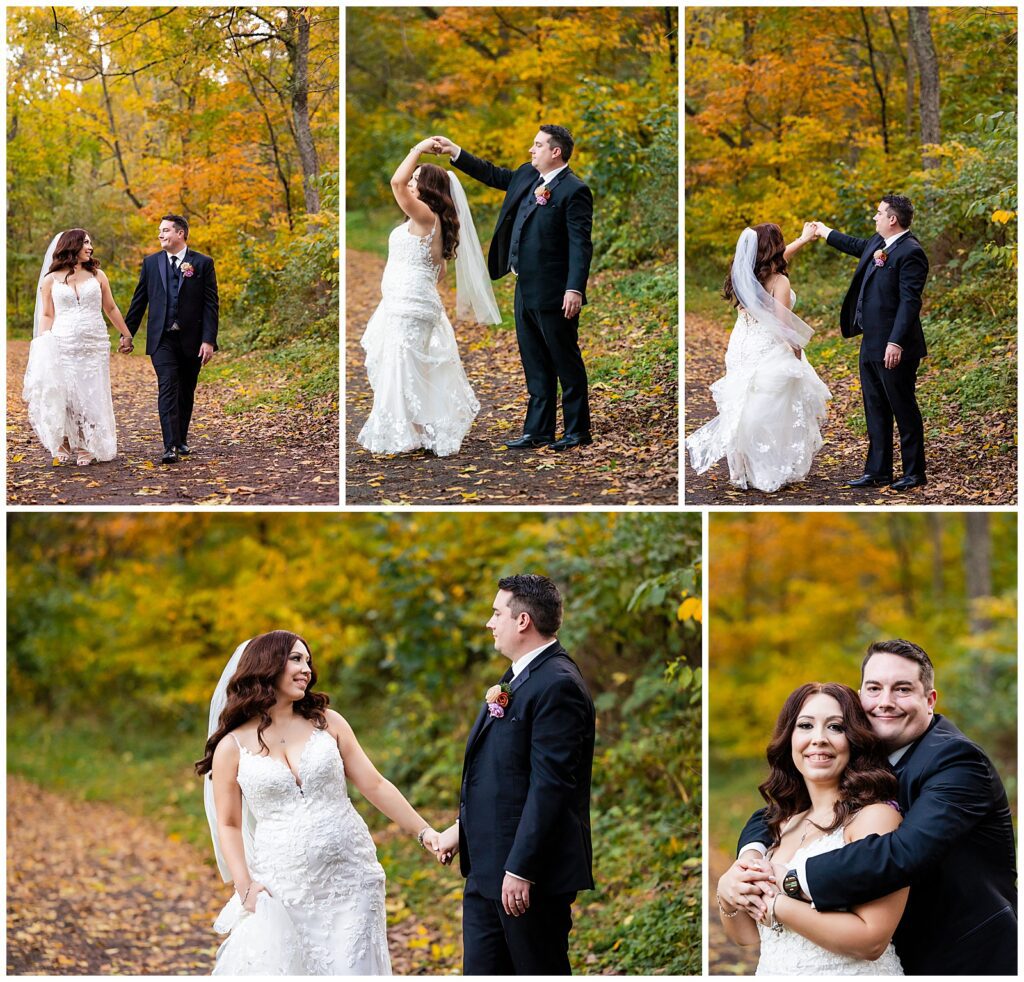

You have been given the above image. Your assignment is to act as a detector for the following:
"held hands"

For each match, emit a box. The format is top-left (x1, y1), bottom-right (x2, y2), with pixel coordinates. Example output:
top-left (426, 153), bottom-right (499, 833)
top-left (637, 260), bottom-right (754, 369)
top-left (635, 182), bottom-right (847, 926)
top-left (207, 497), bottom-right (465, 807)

top-left (429, 135), bottom-right (459, 158)
top-left (717, 854), bottom-right (777, 921)
top-left (431, 823), bottom-right (459, 866)
top-left (117, 335), bottom-right (133, 354)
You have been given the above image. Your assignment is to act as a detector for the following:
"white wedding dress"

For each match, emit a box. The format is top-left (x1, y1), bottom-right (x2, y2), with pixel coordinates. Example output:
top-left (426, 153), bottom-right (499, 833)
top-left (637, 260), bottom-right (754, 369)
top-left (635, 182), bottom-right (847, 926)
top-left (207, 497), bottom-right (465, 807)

top-left (212, 728), bottom-right (391, 975)
top-left (756, 827), bottom-right (903, 976)
top-left (358, 220), bottom-right (480, 457)
top-left (23, 275), bottom-right (117, 460)
top-left (687, 295), bottom-right (830, 492)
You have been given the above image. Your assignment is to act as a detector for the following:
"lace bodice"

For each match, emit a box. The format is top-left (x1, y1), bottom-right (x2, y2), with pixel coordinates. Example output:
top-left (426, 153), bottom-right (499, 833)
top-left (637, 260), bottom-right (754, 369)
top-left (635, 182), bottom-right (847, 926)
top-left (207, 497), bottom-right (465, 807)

top-left (51, 275), bottom-right (104, 319)
top-left (213, 727), bottom-right (391, 975)
top-left (379, 222), bottom-right (443, 314)
top-left (755, 827), bottom-right (904, 975)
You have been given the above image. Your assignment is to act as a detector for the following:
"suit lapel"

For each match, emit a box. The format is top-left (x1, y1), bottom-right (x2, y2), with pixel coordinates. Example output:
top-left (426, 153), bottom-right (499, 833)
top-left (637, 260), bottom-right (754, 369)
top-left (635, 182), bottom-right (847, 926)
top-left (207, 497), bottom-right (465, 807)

top-left (466, 665), bottom-right (514, 755)
top-left (157, 251), bottom-right (169, 297)
top-left (521, 168), bottom-right (570, 225)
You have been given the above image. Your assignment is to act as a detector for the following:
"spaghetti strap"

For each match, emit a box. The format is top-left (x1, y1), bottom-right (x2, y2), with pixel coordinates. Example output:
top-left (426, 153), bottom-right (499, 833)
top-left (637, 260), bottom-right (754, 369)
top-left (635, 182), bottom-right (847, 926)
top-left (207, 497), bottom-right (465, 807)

top-left (229, 732), bottom-right (243, 751)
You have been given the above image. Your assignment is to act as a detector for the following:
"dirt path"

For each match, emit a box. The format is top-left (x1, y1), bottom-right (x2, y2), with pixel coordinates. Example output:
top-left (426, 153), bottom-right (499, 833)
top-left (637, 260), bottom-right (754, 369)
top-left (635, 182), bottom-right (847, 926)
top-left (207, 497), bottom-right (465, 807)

top-left (345, 249), bottom-right (677, 505)
top-left (7, 342), bottom-right (338, 506)
top-left (6, 776), bottom-right (449, 975)
top-left (684, 313), bottom-right (1016, 505)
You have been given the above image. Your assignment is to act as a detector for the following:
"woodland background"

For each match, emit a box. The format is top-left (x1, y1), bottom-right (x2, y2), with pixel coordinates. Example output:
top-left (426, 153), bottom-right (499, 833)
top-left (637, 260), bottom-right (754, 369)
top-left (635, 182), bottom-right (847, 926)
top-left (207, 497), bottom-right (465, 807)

top-left (686, 7), bottom-right (1017, 502)
top-left (8, 512), bottom-right (701, 974)
top-left (7, 6), bottom-right (339, 417)
top-left (707, 511), bottom-right (1017, 973)
top-left (345, 7), bottom-right (679, 504)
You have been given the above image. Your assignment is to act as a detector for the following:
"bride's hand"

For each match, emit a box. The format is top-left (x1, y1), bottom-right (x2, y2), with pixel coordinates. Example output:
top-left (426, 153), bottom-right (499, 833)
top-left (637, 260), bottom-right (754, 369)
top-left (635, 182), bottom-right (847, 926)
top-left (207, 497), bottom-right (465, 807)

top-left (801, 221), bottom-right (818, 242)
top-left (241, 881), bottom-right (269, 913)
top-left (413, 137), bottom-right (438, 155)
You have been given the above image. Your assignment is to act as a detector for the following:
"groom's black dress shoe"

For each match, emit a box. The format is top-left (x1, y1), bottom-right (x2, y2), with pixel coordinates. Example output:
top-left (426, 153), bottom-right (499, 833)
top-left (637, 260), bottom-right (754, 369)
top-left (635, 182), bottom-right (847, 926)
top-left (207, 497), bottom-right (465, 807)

top-left (177, 443), bottom-right (191, 456)
top-left (890, 474), bottom-right (927, 491)
top-left (550, 432), bottom-right (593, 451)
top-left (846, 474), bottom-right (893, 488)
top-left (505, 434), bottom-right (554, 449)
top-left (161, 448), bottom-right (180, 464)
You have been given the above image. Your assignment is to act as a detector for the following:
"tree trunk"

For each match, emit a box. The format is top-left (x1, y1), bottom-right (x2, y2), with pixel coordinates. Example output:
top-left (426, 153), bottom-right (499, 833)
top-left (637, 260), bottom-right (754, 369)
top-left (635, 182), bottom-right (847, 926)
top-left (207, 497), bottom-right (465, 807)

top-left (964, 513), bottom-right (991, 633)
top-left (887, 515), bottom-right (916, 617)
top-left (928, 513), bottom-right (944, 601)
top-left (286, 8), bottom-right (320, 214)
top-left (860, 9), bottom-right (890, 154)
top-left (908, 7), bottom-right (940, 167)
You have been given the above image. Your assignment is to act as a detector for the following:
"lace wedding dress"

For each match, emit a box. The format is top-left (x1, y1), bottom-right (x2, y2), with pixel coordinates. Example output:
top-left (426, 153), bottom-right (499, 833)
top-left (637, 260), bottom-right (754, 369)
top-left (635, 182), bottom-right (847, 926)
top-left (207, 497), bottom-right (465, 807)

top-left (212, 727), bottom-right (391, 975)
top-left (686, 296), bottom-right (830, 492)
top-left (358, 220), bottom-right (480, 457)
top-left (23, 275), bottom-right (117, 460)
top-left (756, 826), bottom-right (903, 976)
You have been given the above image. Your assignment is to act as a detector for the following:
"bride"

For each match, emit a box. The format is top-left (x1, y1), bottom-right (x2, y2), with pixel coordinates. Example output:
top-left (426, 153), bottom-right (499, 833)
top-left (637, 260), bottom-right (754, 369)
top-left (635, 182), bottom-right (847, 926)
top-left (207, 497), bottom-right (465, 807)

top-left (716, 683), bottom-right (906, 975)
top-left (686, 223), bottom-right (831, 492)
top-left (357, 137), bottom-right (500, 457)
top-left (196, 630), bottom-right (442, 975)
top-left (23, 229), bottom-right (134, 465)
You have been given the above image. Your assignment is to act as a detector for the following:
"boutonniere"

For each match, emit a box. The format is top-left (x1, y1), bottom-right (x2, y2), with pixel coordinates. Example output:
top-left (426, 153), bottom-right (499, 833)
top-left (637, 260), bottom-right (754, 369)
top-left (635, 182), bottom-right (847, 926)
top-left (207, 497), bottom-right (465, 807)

top-left (872, 249), bottom-right (888, 268)
top-left (485, 683), bottom-right (512, 718)
top-left (535, 186), bottom-right (551, 207)
top-left (179, 261), bottom-right (195, 278)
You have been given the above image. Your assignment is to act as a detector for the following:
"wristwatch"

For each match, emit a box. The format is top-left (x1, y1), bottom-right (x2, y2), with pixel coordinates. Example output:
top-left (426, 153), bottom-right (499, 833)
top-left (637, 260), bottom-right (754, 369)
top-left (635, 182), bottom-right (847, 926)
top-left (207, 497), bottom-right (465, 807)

top-left (783, 868), bottom-right (806, 901)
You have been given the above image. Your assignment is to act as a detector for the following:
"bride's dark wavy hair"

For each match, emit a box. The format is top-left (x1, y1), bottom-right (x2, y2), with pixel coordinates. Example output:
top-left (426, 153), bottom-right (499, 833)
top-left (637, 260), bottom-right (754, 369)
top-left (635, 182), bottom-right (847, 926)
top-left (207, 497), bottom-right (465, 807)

top-left (722, 222), bottom-right (788, 306)
top-left (758, 682), bottom-right (897, 847)
top-left (414, 163), bottom-right (460, 261)
top-left (195, 630), bottom-right (329, 778)
top-left (47, 228), bottom-right (101, 283)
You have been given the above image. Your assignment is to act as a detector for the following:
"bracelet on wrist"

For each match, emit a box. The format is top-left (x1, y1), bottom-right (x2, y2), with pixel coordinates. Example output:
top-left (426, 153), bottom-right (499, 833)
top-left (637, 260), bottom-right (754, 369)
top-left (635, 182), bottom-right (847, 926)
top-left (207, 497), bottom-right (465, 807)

top-left (417, 826), bottom-right (431, 846)
top-left (715, 893), bottom-right (740, 918)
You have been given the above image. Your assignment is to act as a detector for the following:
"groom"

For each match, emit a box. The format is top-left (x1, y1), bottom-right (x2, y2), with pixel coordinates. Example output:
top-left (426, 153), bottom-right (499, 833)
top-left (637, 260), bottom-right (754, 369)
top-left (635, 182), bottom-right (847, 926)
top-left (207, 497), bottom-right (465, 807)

top-left (810, 196), bottom-right (929, 490)
top-left (433, 575), bottom-right (596, 974)
top-left (432, 128), bottom-right (594, 451)
top-left (720, 639), bottom-right (1017, 975)
top-left (124, 215), bottom-right (219, 464)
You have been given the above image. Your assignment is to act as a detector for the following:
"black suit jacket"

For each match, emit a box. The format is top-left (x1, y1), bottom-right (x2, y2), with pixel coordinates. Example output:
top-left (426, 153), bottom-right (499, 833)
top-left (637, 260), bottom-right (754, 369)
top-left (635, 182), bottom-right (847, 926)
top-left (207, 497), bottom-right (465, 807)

top-left (453, 150), bottom-right (593, 310)
top-left (124, 249), bottom-right (219, 356)
top-left (826, 228), bottom-right (928, 361)
top-left (739, 715), bottom-right (1017, 975)
top-left (458, 641), bottom-right (595, 900)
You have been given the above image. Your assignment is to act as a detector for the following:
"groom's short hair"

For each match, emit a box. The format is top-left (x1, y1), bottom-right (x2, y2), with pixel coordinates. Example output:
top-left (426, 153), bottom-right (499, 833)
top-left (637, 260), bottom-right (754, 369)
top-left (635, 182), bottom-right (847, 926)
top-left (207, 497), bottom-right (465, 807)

top-left (861, 639), bottom-right (935, 691)
top-left (540, 125), bottom-right (574, 163)
top-left (881, 194), bottom-right (913, 229)
top-left (162, 213), bottom-right (189, 239)
top-left (498, 574), bottom-right (562, 636)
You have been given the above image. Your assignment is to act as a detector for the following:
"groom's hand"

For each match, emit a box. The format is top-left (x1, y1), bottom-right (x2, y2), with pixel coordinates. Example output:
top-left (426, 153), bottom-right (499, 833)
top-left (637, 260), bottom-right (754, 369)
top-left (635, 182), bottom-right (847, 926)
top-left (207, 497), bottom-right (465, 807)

top-left (501, 872), bottom-right (531, 917)
top-left (430, 135), bottom-right (460, 158)
top-left (718, 855), bottom-right (774, 919)
top-left (884, 342), bottom-right (903, 369)
top-left (199, 342), bottom-right (215, 367)
top-left (562, 291), bottom-right (582, 319)
top-left (435, 822), bottom-right (459, 865)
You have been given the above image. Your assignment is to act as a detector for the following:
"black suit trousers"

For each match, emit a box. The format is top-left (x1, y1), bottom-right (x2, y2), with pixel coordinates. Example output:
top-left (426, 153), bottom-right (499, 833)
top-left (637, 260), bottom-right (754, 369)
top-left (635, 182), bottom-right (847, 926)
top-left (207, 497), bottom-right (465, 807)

top-left (152, 332), bottom-right (202, 449)
top-left (859, 349), bottom-right (925, 478)
top-left (463, 877), bottom-right (575, 975)
top-left (514, 283), bottom-right (590, 437)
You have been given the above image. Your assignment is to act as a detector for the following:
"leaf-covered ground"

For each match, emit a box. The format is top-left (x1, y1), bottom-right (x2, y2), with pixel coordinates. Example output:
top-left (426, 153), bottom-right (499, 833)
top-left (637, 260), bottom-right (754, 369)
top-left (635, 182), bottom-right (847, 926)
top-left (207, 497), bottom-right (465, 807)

top-left (6, 776), bottom-right (452, 976)
top-left (345, 250), bottom-right (677, 505)
top-left (684, 313), bottom-right (1016, 505)
top-left (7, 342), bottom-right (339, 505)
